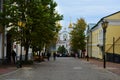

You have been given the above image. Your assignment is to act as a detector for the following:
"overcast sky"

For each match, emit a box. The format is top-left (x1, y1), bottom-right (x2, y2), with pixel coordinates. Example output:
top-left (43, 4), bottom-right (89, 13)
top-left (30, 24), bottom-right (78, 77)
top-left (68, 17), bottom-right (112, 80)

top-left (55, 0), bottom-right (120, 28)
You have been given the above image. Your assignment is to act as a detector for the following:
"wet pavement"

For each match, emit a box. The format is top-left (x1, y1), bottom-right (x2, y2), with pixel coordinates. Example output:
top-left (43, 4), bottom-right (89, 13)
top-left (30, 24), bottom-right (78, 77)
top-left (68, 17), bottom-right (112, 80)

top-left (0, 57), bottom-right (120, 80)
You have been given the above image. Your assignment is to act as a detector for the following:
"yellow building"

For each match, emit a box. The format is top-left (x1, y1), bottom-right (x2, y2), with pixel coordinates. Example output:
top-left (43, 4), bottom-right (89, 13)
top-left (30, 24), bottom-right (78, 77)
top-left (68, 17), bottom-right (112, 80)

top-left (91, 23), bottom-right (103, 59)
top-left (89, 11), bottom-right (120, 63)
top-left (86, 24), bottom-right (95, 58)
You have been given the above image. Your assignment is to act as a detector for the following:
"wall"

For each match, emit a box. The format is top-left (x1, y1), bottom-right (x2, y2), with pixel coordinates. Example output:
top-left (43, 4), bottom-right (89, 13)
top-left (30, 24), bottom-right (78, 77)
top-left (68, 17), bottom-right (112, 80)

top-left (105, 22), bottom-right (120, 62)
top-left (91, 24), bottom-right (103, 59)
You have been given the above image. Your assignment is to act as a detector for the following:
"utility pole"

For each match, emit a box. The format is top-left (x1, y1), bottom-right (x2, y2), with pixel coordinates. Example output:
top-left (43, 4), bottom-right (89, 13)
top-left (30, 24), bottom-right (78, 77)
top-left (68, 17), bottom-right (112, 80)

top-left (1, 0), bottom-right (5, 61)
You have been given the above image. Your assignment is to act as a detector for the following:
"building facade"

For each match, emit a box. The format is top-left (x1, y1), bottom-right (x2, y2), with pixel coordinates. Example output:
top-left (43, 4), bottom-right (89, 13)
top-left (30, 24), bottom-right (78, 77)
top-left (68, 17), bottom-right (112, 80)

top-left (56, 22), bottom-right (73, 55)
top-left (86, 23), bottom-right (95, 58)
top-left (91, 23), bottom-right (103, 59)
top-left (87, 11), bottom-right (120, 63)
top-left (56, 29), bottom-right (71, 54)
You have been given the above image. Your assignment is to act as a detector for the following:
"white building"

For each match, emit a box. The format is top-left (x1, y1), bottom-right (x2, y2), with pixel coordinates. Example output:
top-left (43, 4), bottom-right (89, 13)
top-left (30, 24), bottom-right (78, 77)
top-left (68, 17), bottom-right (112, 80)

top-left (12, 43), bottom-right (32, 60)
top-left (56, 22), bottom-right (73, 54)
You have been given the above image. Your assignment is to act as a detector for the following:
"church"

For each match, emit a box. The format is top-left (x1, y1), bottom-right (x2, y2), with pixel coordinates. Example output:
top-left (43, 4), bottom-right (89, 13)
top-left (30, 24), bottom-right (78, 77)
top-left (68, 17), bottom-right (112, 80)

top-left (56, 22), bottom-right (73, 56)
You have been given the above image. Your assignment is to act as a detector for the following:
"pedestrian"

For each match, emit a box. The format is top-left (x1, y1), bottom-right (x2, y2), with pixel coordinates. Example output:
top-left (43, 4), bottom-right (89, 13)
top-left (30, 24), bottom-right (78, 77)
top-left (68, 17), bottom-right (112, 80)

top-left (47, 52), bottom-right (51, 61)
top-left (53, 52), bottom-right (56, 61)
top-left (82, 49), bottom-right (86, 58)
top-left (11, 50), bottom-right (16, 64)
top-left (75, 53), bottom-right (78, 58)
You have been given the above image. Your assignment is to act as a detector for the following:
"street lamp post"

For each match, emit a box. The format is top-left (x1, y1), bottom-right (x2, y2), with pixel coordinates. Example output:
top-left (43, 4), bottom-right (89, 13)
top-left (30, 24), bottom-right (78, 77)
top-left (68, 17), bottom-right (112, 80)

top-left (101, 20), bottom-right (108, 68)
top-left (86, 36), bottom-right (89, 61)
top-left (18, 21), bottom-right (25, 68)
top-left (86, 25), bottom-right (90, 61)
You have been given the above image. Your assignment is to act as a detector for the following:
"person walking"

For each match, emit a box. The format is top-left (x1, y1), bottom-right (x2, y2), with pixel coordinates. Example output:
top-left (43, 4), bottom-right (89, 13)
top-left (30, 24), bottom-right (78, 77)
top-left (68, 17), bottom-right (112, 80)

top-left (11, 50), bottom-right (16, 64)
top-left (47, 52), bottom-right (51, 61)
top-left (53, 52), bottom-right (56, 61)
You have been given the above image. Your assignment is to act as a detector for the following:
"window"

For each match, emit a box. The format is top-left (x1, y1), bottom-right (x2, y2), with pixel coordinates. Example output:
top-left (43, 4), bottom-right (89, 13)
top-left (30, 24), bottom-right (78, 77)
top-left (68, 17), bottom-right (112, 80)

top-left (63, 34), bottom-right (68, 41)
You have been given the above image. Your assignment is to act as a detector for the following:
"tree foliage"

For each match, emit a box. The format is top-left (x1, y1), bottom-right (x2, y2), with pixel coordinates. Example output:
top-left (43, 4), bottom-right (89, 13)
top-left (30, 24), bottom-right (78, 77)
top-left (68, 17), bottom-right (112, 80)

top-left (70, 18), bottom-right (86, 52)
top-left (0, 0), bottom-right (63, 61)
top-left (57, 45), bottom-right (67, 54)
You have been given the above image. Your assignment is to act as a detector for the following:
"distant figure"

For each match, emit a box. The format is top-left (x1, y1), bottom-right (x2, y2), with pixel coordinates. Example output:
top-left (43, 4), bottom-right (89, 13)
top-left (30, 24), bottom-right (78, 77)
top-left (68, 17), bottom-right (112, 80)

top-left (82, 49), bottom-right (86, 58)
top-left (47, 52), bottom-right (51, 61)
top-left (75, 53), bottom-right (78, 58)
top-left (53, 52), bottom-right (56, 61)
top-left (11, 50), bottom-right (16, 64)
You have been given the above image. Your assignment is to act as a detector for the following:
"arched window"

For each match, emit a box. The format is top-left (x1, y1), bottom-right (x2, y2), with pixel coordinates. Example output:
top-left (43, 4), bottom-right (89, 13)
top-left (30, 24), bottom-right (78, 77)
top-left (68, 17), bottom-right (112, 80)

top-left (63, 34), bottom-right (68, 41)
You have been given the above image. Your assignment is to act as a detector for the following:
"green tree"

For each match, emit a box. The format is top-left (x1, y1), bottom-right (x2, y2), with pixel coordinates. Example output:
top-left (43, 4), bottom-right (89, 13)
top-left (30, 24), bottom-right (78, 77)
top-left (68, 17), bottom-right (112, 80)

top-left (70, 18), bottom-right (86, 52)
top-left (1, 0), bottom-right (63, 61)
top-left (57, 45), bottom-right (67, 54)
top-left (29, 0), bottom-right (63, 55)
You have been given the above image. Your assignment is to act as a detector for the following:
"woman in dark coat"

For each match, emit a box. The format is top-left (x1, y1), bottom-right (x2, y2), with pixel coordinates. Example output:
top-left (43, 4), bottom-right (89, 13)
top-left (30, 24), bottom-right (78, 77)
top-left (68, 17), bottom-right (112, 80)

top-left (11, 50), bottom-right (16, 64)
top-left (53, 52), bottom-right (56, 61)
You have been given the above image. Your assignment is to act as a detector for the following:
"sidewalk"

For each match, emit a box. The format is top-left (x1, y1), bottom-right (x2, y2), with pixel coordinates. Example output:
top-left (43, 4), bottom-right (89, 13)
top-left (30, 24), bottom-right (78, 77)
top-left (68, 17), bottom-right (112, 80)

top-left (1, 58), bottom-right (120, 76)
top-left (0, 63), bottom-right (33, 75)
top-left (81, 58), bottom-right (120, 75)
top-left (0, 64), bottom-right (17, 75)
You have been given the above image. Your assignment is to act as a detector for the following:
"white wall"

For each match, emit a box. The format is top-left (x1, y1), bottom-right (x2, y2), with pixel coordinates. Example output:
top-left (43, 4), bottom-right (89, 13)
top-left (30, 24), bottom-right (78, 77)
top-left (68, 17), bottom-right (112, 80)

top-left (13, 42), bottom-right (33, 60)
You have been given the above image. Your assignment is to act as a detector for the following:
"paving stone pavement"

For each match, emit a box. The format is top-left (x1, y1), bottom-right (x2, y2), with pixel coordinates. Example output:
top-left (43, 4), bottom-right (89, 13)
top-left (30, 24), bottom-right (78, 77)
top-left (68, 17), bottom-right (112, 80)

top-left (0, 65), bottom-right (17, 75)
top-left (81, 58), bottom-right (120, 75)
top-left (0, 57), bottom-right (120, 80)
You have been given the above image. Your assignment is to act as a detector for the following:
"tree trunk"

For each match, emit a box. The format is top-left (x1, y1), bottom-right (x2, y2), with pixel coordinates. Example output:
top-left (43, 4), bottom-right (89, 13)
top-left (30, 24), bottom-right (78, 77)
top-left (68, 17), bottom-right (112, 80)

top-left (38, 51), bottom-right (41, 62)
top-left (25, 44), bottom-right (29, 61)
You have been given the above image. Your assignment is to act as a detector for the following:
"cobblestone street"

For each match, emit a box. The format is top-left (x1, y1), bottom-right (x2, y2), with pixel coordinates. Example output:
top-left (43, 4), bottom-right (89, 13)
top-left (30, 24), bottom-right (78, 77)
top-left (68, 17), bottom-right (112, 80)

top-left (0, 57), bottom-right (120, 80)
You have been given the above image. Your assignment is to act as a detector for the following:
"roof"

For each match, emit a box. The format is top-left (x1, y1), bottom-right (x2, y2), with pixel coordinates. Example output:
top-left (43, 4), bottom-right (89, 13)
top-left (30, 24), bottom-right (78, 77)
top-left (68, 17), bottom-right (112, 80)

top-left (59, 31), bottom-right (69, 35)
top-left (91, 11), bottom-right (120, 30)
top-left (88, 23), bottom-right (96, 30)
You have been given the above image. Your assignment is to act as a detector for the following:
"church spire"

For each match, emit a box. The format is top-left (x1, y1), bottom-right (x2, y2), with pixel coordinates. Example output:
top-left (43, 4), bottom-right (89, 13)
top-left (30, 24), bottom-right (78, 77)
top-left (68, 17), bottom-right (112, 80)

top-left (68, 17), bottom-right (73, 28)
top-left (68, 22), bottom-right (73, 28)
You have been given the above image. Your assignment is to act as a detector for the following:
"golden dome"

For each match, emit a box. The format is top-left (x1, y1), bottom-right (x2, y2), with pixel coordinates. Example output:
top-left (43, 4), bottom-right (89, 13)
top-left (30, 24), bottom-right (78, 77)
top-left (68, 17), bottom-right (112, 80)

top-left (68, 22), bottom-right (73, 28)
